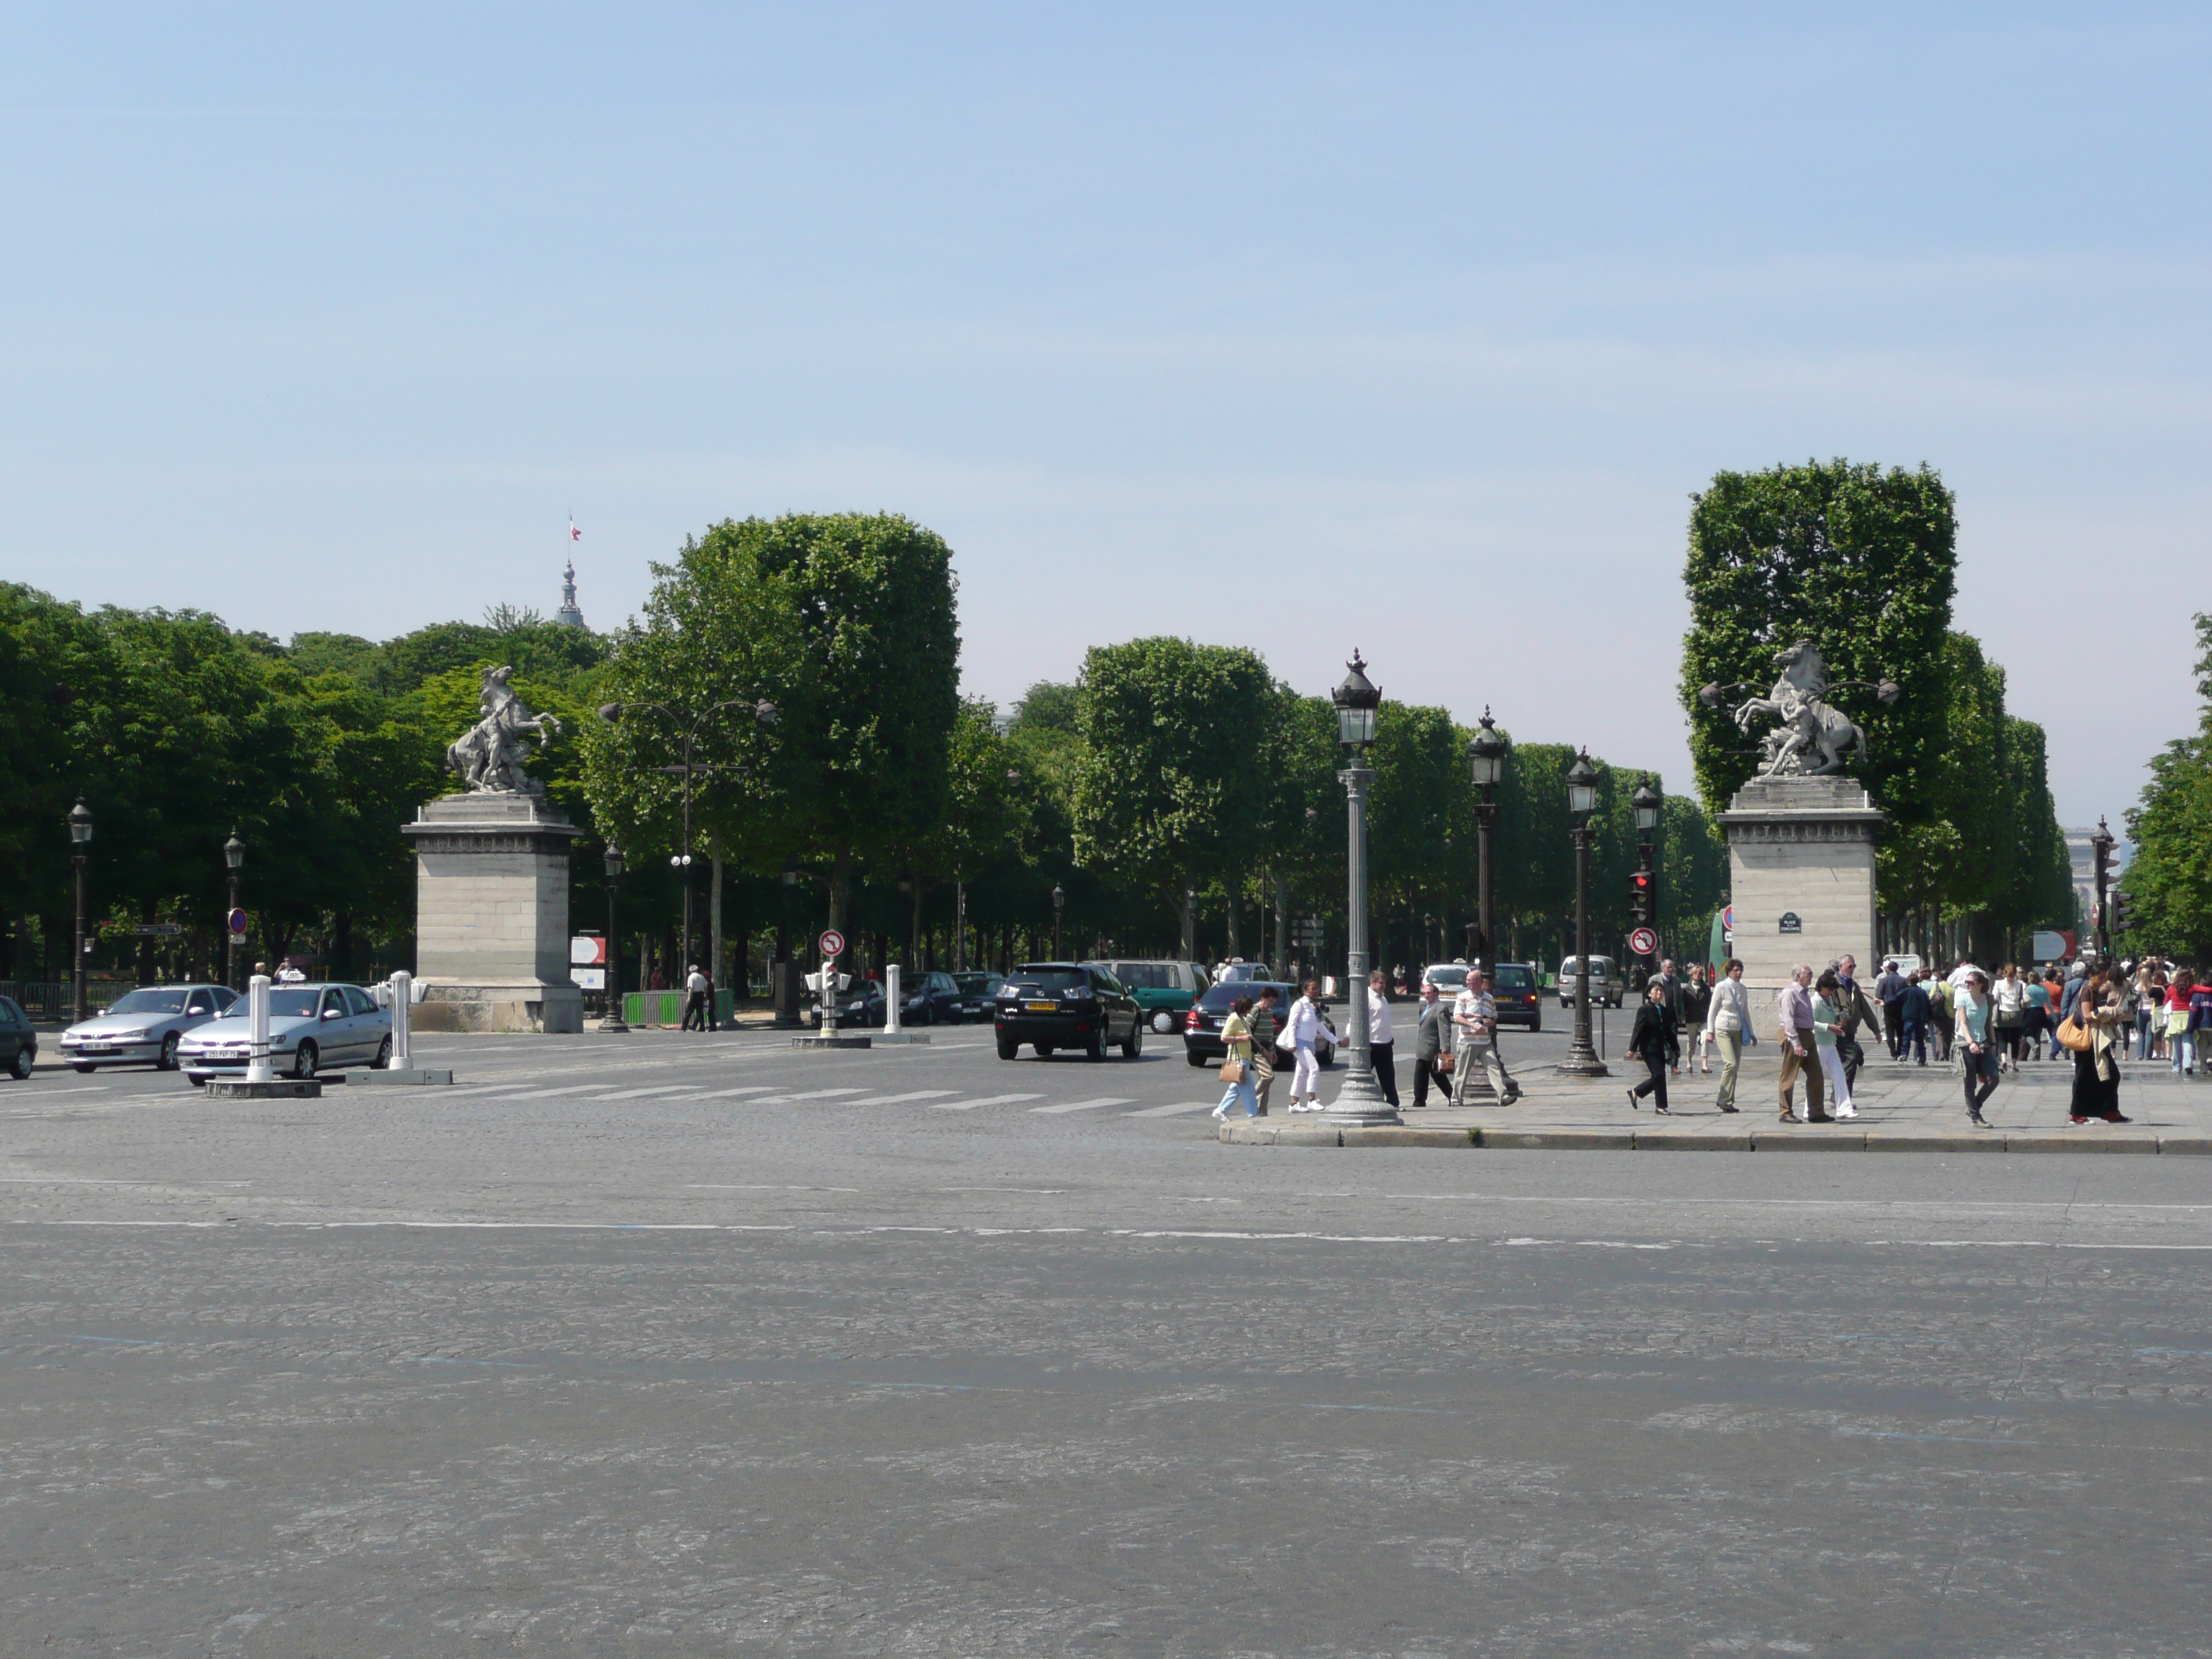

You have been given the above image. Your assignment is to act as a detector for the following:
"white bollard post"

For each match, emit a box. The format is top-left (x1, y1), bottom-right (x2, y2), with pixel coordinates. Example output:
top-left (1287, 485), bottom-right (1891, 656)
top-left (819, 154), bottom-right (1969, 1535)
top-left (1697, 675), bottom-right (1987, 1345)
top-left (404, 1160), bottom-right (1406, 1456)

top-left (389, 970), bottom-right (412, 1068)
top-left (885, 963), bottom-right (902, 1035)
top-left (243, 974), bottom-right (274, 1083)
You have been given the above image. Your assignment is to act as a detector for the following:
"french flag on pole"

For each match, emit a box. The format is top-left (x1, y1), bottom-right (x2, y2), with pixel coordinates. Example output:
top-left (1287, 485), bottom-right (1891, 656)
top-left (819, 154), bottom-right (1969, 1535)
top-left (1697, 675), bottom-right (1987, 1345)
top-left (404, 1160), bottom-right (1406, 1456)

top-left (569, 514), bottom-right (582, 541)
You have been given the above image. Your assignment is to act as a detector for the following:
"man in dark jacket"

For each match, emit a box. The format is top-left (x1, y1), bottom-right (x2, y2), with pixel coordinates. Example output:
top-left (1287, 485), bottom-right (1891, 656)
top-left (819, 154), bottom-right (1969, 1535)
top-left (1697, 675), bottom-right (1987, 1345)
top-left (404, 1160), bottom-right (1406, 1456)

top-left (1624, 981), bottom-right (1681, 1114)
top-left (1899, 973), bottom-right (1933, 1066)
top-left (1874, 960), bottom-right (1909, 1058)
top-left (1411, 979), bottom-right (1451, 1108)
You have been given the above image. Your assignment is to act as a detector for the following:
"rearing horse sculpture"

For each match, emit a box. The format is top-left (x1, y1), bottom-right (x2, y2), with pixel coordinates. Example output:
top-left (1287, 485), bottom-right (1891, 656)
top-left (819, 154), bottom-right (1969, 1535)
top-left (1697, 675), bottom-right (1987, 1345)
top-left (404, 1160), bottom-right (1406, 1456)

top-left (445, 665), bottom-right (562, 793)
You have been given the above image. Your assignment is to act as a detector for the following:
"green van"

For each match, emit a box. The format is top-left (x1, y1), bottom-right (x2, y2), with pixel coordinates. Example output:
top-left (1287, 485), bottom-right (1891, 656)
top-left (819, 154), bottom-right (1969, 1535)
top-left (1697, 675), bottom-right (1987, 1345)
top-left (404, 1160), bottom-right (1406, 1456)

top-left (1101, 960), bottom-right (1210, 1035)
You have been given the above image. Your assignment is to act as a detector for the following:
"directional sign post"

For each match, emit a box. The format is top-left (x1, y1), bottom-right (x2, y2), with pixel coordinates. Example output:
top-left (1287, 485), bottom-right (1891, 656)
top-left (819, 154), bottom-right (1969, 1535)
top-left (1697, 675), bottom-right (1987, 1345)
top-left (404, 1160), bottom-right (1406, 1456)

top-left (817, 930), bottom-right (847, 1035)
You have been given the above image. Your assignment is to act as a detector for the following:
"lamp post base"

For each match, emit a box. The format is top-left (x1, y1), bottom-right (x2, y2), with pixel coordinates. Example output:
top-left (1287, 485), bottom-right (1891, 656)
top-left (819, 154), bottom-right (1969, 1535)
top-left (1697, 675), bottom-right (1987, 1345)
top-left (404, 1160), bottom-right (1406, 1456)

top-left (1318, 1053), bottom-right (1403, 1125)
top-left (1556, 1049), bottom-right (1611, 1079)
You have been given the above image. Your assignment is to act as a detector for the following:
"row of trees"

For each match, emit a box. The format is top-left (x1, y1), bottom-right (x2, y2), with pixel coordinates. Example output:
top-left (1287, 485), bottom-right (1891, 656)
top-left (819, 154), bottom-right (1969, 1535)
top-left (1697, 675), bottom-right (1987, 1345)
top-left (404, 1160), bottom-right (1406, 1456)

top-left (2120, 613), bottom-right (2212, 962)
top-left (1, 509), bottom-right (1727, 999)
top-left (1678, 459), bottom-right (2075, 964)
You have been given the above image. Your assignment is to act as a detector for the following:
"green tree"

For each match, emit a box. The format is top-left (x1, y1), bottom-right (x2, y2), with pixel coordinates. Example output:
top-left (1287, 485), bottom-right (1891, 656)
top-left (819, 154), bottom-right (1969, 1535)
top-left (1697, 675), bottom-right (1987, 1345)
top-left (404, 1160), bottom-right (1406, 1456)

top-left (1071, 638), bottom-right (1273, 948)
top-left (2123, 613), bottom-right (2212, 959)
top-left (1678, 459), bottom-right (1958, 908)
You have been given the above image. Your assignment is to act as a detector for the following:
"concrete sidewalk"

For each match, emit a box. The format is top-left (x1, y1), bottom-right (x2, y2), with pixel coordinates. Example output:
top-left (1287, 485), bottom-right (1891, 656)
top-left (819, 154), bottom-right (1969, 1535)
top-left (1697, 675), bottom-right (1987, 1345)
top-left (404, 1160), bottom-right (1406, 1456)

top-left (1223, 1048), bottom-right (2212, 1151)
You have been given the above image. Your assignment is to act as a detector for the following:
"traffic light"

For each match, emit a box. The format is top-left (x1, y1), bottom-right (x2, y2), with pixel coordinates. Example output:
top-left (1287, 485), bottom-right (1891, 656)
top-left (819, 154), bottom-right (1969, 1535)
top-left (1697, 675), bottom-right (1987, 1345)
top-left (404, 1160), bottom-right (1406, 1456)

top-left (2111, 889), bottom-right (2134, 933)
top-left (1628, 868), bottom-right (1653, 926)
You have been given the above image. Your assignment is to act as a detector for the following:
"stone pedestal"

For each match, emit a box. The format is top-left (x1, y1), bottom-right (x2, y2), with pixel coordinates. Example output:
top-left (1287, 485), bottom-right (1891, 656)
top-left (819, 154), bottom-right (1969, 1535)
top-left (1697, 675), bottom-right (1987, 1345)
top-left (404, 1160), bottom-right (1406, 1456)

top-left (1717, 777), bottom-right (1884, 997)
top-left (402, 794), bottom-right (585, 1033)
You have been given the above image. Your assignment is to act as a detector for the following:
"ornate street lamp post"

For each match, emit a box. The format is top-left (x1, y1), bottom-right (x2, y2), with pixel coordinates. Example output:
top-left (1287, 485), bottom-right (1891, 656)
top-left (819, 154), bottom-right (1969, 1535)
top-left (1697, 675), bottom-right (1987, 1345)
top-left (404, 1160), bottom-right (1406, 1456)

top-left (1467, 708), bottom-right (1508, 966)
top-left (68, 799), bottom-right (93, 1025)
top-left (1321, 652), bottom-right (1399, 1124)
top-left (1051, 883), bottom-right (1066, 959)
top-left (2090, 815), bottom-right (2116, 958)
top-left (598, 698), bottom-right (778, 981)
top-left (598, 843), bottom-right (629, 1033)
top-left (1560, 750), bottom-right (1609, 1077)
top-left (222, 827), bottom-right (246, 992)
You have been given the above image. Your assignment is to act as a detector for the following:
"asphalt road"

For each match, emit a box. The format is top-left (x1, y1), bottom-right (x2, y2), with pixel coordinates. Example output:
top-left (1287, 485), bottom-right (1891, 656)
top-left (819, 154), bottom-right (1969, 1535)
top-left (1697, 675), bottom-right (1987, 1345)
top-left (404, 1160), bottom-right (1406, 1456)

top-left (5, 1022), bottom-right (2211, 1656)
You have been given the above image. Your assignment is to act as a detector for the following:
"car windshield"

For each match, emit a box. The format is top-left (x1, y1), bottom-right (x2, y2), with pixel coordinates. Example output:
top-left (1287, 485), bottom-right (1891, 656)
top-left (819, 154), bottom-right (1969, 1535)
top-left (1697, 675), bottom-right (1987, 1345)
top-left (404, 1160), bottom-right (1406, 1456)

top-left (1560, 960), bottom-right (1609, 977)
top-left (1111, 963), bottom-right (1178, 990)
top-left (266, 989), bottom-right (322, 1018)
top-left (104, 989), bottom-right (189, 1016)
top-left (1494, 966), bottom-right (1534, 989)
top-left (1006, 968), bottom-right (1087, 993)
top-left (1426, 968), bottom-right (1469, 989)
top-left (953, 974), bottom-right (998, 994)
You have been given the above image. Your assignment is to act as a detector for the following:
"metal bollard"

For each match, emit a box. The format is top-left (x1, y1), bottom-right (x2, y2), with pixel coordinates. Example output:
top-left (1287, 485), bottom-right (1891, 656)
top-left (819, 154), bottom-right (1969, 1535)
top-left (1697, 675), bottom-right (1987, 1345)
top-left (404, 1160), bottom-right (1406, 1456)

top-left (243, 974), bottom-right (274, 1083)
top-left (390, 970), bottom-right (412, 1068)
top-left (885, 963), bottom-right (902, 1035)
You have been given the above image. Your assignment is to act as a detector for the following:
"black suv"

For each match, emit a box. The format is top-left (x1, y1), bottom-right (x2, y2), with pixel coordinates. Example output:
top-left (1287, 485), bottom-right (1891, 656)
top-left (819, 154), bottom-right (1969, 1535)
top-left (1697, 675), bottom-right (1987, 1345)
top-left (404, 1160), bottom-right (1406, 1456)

top-left (993, 963), bottom-right (1143, 1061)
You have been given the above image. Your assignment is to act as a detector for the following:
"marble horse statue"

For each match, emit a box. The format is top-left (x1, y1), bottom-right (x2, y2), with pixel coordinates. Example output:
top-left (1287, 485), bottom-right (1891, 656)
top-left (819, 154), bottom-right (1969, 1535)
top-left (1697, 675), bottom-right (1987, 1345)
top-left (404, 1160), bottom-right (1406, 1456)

top-left (1730, 641), bottom-right (1869, 778)
top-left (446, 665), bottom-right (562, 794)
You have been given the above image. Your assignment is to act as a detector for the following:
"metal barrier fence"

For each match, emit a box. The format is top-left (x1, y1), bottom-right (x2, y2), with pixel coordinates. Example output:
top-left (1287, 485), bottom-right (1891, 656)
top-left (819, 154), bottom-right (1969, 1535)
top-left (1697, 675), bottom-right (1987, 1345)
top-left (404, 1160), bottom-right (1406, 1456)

top-left (0, 979), bottom-right (139, 1022)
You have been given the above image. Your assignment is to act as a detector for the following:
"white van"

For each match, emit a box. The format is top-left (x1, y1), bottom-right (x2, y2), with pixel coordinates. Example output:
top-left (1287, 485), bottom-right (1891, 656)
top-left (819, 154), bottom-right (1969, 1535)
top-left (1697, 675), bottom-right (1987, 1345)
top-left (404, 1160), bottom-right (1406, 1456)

top-left (1555, 956), bottom-right (1623, 1009)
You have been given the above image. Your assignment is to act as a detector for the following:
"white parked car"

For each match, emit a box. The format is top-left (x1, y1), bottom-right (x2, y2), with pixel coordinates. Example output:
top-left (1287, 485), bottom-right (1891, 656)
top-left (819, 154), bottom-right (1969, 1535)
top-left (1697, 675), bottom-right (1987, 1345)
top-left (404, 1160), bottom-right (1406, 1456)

top-left (177, 983), bottom-right (395, 1084)
top-left (1555, 956), bottom-right (1623, 1009)
top-left (60, 984), bottom-right (238, 1072)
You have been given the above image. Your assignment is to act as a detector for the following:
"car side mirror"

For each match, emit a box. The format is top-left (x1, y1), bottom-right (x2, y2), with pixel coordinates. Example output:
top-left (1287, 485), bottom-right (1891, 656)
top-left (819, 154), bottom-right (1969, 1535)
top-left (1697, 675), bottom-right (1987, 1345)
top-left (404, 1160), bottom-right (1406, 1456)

top-left (323, 1008), bottom-right (342, 1020)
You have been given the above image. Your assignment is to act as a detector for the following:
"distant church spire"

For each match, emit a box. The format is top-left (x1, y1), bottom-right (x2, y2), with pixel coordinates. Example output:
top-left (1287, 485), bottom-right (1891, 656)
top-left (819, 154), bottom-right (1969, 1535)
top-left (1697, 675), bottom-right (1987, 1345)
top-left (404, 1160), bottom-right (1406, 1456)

top-left (554, 559), bottom-right (586, 629)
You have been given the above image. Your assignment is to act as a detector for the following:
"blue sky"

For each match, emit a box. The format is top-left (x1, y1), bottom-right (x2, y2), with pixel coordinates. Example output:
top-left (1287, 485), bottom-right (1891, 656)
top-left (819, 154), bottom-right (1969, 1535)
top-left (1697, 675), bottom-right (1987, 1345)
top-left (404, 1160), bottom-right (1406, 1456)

top-left (4, 3), bottom-right (2206, 825)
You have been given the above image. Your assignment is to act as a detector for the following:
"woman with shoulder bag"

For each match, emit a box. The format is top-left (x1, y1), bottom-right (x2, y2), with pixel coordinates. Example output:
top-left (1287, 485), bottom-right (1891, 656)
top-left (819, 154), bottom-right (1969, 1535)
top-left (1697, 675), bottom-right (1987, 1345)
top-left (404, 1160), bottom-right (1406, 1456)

top-left (1210, 994), bottom-right (1259, 1120)
top-left (2066, 964), bottom-right (2128, 1123)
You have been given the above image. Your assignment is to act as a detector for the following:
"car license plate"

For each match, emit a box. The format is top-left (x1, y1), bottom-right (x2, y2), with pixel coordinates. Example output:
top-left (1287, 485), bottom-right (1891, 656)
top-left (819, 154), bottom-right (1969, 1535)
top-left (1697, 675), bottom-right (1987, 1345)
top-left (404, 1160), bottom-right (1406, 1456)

top-left (1025, 1000), bottom-right (1056, 1012)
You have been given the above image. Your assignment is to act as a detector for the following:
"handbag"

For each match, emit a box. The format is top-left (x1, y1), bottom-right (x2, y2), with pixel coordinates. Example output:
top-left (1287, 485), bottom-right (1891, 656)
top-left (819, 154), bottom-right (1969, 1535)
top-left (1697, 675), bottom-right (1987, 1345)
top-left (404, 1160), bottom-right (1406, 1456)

top-left (1435, 1051), bottom-right (1456, 1075)
top-left (2055, 1013), bottom-right (2092, 1053)
top-left (1218, 1058), bottom-right (1247, 1083)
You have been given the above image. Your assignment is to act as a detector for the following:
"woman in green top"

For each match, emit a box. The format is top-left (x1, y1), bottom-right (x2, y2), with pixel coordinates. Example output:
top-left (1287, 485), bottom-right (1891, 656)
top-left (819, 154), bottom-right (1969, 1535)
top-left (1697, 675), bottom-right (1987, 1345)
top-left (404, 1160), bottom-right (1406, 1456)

top-left (1812, 970), bottom-right (1857, 1120)
top-left (1957, 967), bottom-right (2000, 1127)
top-left (1210, 995), bottom-right (1259, 1120)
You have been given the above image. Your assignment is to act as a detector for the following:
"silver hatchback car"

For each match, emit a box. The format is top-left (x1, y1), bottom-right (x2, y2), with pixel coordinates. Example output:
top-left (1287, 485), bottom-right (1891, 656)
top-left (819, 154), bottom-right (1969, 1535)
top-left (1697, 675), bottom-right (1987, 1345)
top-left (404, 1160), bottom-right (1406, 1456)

top-left (177, 983), bottom-right (395, 1084)
top-left (60, 984), bottom-right (239, 1072)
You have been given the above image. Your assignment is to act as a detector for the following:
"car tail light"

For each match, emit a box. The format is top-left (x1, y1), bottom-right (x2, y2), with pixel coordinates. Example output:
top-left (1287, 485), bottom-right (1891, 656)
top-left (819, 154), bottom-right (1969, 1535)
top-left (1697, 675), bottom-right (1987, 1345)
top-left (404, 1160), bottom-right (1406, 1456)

top-left (1184, 1007), bottom-right (1201, 1031)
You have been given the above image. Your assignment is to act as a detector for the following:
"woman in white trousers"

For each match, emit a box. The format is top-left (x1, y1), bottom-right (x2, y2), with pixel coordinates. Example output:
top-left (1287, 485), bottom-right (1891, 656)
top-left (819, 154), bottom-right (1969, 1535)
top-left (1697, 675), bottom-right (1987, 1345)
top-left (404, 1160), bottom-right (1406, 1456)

top-left (1282, 981), bottom-right (1328, 1112)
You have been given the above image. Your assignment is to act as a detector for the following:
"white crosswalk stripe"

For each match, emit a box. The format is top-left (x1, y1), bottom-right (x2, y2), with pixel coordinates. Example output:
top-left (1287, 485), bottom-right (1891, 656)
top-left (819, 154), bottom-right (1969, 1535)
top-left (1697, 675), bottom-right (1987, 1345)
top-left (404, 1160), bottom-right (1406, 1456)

top-left (750, 1087), bottom-right (869, 1105)
top-left (842, 1091), bottom-right (963, 1106)
top-left (1123, 1100), bottom-right (1213, 1117)
top-left (589, 1084), bottom-right (715, 1100)
top-left (928, 1093), bottom-right (1044, 1111)
top-left (1027, 1097), bottom-right (1134, 1115)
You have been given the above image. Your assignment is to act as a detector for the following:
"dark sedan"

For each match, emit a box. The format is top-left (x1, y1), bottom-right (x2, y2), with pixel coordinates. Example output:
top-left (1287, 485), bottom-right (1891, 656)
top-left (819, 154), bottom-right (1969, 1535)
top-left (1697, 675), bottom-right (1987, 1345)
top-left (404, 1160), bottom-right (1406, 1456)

top-left (899, 971), bottom-right (964, 1026)
top-left (993, 963), bottom-right (1143, 1061)
top-left (1182, 981), bottom-right (1336, 1069)
top-left (0, 994), bottom-right (36, 1079)
top-left (1491, 962), bottom-right (1545, 1030)
top-left (952, 971), bottom-right (1006, 1023)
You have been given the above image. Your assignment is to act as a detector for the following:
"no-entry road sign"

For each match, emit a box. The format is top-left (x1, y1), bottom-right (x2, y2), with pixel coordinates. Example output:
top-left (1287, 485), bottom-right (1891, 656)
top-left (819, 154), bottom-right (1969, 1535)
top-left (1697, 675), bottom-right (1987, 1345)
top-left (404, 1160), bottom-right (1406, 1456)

top-left (818, 929), bottom-right (846, 959)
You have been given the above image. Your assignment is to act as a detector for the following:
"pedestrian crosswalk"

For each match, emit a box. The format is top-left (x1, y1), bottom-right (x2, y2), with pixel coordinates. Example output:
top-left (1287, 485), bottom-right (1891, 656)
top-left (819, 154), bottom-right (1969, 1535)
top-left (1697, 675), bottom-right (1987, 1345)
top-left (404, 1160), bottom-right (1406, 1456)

top-left (359, 1074), bottom-right (1229, 1123)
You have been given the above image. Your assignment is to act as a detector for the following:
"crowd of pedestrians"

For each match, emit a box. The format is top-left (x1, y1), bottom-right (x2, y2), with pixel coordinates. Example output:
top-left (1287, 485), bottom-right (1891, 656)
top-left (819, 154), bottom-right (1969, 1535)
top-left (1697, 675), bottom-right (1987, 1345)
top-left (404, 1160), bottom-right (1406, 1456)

top-left (1208, 950), bottom-right (2210, 1125)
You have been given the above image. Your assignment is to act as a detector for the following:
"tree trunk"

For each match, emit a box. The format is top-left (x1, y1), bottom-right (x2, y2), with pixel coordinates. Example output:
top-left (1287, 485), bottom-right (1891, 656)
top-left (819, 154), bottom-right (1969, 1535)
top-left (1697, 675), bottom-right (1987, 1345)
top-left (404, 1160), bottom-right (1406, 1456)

top-left (1225, 871), bottom-right (1242, 961)
top-left (333, 912), bottom-right (354, 983)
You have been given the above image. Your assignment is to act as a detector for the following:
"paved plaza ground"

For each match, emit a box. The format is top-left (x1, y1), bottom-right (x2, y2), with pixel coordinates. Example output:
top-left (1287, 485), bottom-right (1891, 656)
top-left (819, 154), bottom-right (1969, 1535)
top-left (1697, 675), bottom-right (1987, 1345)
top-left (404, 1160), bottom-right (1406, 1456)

top-left (4, 1020), bottom-right (2211, 1655)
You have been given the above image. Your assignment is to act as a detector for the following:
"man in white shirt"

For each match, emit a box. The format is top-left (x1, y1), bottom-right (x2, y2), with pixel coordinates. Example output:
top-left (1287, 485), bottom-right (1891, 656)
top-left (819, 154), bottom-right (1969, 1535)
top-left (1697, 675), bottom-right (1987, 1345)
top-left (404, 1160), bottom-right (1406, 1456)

top-left (681, 964), bottom-right (710, 1032)
top-left (1364, 969), bottom-right (1398, 1109)
top-left (1450, 968), bottom-right (1522, 1105)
